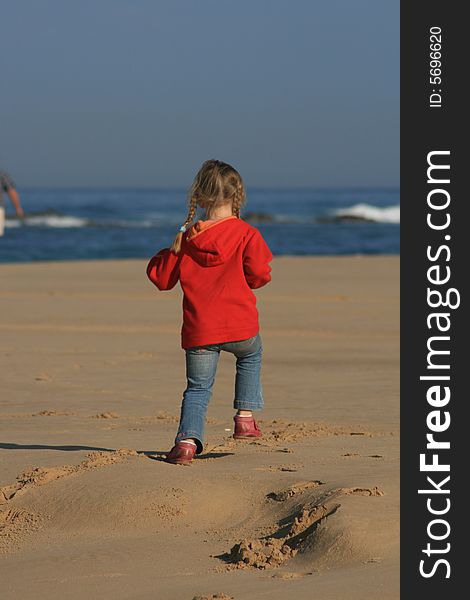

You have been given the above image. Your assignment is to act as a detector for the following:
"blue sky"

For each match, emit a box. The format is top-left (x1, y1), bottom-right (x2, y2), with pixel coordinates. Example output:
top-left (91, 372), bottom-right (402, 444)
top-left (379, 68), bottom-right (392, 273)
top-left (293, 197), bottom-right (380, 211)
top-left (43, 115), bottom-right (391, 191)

top-left (1, 1), bottom-right (398, 188)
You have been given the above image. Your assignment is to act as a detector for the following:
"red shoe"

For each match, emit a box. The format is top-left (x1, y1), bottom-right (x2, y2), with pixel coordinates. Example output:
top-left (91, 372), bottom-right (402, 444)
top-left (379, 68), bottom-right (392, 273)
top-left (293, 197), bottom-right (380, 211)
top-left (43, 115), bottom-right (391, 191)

top-left (165, 441), bottom-right (197, 465)
top-left (233, 415), bottom-right (262, 439)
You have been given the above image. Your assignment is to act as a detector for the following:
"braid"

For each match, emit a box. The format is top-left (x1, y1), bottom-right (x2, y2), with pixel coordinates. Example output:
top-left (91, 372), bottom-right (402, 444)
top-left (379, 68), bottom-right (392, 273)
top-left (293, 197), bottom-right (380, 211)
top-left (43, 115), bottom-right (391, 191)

top-left (170, 196), bottom-right (198, 254)
top-left (232, 187), bottom-right (242, 218)
top-left (184, 196), bottom-right (198, 228)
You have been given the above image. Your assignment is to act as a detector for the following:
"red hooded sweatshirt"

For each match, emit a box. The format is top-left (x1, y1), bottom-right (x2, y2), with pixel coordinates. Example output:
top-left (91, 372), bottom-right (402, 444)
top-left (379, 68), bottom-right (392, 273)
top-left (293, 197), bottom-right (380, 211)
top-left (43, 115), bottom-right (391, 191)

top-left (146, 215), bottom-right (273, 349)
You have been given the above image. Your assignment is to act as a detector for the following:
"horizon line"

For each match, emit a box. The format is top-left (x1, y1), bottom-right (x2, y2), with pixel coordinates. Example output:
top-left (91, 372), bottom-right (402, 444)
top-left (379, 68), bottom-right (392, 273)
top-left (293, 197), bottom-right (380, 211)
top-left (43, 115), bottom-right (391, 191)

top-left (17, 184), bottom-right (400, 192)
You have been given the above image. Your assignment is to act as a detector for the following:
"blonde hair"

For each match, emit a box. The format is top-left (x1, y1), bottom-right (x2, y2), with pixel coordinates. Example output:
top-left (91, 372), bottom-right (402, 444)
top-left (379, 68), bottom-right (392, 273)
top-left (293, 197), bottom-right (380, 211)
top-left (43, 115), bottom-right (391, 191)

top-left (170, 159), bottom-right (246, 254)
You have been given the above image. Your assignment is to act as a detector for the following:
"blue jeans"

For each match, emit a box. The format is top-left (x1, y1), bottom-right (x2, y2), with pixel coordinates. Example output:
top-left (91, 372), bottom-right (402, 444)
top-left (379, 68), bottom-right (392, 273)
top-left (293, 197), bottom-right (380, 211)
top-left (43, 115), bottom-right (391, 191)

top-left (175, 333), bottom-right (264, 453)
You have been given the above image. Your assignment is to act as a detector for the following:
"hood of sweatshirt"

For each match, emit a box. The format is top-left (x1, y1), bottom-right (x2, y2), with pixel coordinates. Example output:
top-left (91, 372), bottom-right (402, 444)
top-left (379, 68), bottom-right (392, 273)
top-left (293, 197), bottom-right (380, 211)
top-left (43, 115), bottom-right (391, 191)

top-left (183, 216), bottom-right (244, 267)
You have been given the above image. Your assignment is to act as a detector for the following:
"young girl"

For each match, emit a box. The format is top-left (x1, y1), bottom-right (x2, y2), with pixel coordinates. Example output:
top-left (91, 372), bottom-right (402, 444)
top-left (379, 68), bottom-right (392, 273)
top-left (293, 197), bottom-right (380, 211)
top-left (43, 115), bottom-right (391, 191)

top-left (146, 159), bottom-right (273, 464)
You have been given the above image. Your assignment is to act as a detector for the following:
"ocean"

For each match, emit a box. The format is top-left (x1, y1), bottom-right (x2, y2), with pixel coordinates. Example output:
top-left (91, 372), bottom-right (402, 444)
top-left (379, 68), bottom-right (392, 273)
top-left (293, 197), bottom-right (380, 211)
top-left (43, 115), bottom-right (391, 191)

top-left (1, 188), bottom-right (399, 263)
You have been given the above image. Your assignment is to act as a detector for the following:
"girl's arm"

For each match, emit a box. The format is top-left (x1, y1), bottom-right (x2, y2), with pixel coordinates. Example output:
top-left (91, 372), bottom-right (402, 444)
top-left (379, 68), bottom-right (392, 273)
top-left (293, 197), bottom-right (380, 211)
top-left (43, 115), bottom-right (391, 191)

top-left (146, 248), bottom-right (182, 290)
top-left (243, 229), bottom-right (273, 289)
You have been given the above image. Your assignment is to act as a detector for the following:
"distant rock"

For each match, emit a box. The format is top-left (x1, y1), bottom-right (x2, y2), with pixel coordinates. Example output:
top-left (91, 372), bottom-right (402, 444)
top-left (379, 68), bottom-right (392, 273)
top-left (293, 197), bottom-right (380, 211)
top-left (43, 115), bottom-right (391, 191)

top-left (242, 212), bottom-right (275, 223)
top-left (5, 209), bottom-right (62, 221)
top-left (316, 215), bottom-right (374, 224)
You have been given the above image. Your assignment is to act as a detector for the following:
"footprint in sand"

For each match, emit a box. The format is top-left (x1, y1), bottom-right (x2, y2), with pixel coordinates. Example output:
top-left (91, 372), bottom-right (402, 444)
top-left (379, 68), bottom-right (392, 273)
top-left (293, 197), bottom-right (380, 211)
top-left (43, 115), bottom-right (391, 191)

top-left (32, 410), bottom-right (75, 417)
top-left (340, 486), bottom-right (384, 496)
top-left (255, 464), bottom-right (302, 473)
top-left (267, 480), bottom-right (325, 502)
top-left (192, 594), bottom-right (234, 600)
top-left (91, 412), bottom-right (120, 419)
top-left (0, 507), bottom-right (46, 554)
top-left (34, 373), bottom-right (52, 382)
top-left (342, 453), bottom-right (384, 460)
top-left (136, 352), bottom-right (154, 359)
top-left (272, 571), bottom-right (314, 579)
top-left (137, 411), bottom-right (180, 424)
top-left (260, 420), bottom-right (373, 443)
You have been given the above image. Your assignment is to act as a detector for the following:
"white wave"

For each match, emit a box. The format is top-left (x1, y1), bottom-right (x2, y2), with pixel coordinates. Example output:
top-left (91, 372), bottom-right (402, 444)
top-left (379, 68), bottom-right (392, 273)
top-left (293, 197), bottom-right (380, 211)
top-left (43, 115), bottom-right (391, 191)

top-left (334, 203), bottom-right (400, 224)
top-left (106, 219), bottom-right (155, 228)
top-left (23, 215), bottom-right (88, 228)
top-left (6, 215), bottom-right (158, 229)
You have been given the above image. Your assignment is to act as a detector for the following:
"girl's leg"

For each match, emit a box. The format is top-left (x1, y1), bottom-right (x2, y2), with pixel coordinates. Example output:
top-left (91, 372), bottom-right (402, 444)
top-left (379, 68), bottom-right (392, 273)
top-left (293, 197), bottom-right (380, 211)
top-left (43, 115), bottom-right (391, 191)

top-left (175, 345), bottom-right (220, 454)
top-left (222, 333), bottom-right (264, 413)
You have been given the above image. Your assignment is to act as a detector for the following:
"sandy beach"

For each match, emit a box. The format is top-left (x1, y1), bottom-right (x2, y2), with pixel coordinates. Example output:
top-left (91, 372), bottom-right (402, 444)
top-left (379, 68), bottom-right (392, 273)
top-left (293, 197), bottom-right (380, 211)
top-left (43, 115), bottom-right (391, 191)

top-left (0, 256), bottom-right (399, 600)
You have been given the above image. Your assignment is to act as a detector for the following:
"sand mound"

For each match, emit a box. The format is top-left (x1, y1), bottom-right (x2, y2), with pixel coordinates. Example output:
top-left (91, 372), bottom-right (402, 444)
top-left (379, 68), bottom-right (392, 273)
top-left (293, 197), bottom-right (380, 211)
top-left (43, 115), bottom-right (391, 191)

top-left (228, 499), bottom-right (340, 569)
top-left (0, 448), bottom-right (141, 503)
top-left (0, 449), bottom-right (143, 552)
top-left (221, 481), bottom-right (387, 572)
top-left (0, 452), bottom-right (255, 554)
